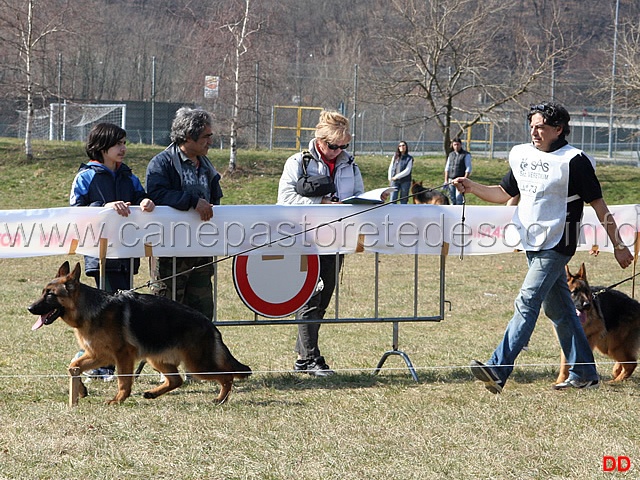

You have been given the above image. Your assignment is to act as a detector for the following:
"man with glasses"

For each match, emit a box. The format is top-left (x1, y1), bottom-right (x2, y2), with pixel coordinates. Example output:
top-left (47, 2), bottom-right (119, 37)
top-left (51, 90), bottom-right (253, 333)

top-left (146, 107), bottom-right (222, 320)
top-left (278, 110), bottom-right (364, 376)
top-left (453, 101), bottom-right (633, 393)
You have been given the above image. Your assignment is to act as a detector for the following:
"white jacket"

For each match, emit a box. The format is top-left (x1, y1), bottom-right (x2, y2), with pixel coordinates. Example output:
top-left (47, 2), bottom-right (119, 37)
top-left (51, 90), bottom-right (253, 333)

top-left (277, 139), bottom-right (364, 205)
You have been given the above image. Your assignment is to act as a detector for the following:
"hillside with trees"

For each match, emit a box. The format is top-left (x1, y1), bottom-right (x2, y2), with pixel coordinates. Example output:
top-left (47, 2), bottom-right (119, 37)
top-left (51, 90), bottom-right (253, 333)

top-left (1, 0), bottom-right (638, 160)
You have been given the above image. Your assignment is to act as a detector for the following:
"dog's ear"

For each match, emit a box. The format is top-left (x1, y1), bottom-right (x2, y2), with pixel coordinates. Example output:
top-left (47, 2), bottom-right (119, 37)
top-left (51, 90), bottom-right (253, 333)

top-left (565, 264), bottom-right (572, 280)
top-left (577, 262), bottom-right (587, 279)
top-left (63, 263), bottom-right (83, 293)
top-left (71, 262), bottom-right (82, 282)
top-left (57, 261), bottom-right (70, 278)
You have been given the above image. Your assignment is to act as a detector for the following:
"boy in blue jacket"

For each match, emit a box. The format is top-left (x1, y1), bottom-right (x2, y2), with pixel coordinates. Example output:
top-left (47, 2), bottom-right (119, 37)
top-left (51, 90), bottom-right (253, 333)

top-left (69, 122), bottom-right (155, 379)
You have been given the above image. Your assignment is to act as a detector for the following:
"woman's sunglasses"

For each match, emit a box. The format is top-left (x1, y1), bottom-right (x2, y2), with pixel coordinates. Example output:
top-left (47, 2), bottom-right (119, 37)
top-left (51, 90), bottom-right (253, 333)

top-left (327, 143), bottom-right (349, 150)
top-left (327, 142), bottom-right (349, 150)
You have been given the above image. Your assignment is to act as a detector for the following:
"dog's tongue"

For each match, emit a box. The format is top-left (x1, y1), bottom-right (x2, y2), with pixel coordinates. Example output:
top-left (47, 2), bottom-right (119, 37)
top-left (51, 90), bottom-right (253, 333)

top-left (31, 316), bottom-right (45, 331)
top-left (577, 309), bottom-right (587, 325)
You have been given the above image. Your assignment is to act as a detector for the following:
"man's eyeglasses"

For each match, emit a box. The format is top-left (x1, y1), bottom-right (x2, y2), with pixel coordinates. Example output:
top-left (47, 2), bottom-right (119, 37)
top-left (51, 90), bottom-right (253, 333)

top-left (327, 142), bottom-right (349, 150)
top-left (530, 104), bottom-right (556, 117)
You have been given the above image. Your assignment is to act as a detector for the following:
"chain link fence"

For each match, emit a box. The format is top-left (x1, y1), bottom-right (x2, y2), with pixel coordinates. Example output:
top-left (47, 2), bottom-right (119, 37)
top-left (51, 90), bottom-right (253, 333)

top-left (3, 61), bottom-right (639, 163)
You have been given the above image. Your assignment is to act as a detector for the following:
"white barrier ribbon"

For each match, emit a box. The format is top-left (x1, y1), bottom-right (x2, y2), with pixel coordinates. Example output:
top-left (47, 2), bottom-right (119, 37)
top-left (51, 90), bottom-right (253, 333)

top-left (1, 204), bottom-right (638, 258)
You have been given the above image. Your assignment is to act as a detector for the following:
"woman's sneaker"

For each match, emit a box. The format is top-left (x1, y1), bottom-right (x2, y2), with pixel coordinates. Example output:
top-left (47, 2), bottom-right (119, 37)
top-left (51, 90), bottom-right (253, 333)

top-left (83, 367), bottom-right (116, 382)
top-left (294, 356), bottom-right (335, 377)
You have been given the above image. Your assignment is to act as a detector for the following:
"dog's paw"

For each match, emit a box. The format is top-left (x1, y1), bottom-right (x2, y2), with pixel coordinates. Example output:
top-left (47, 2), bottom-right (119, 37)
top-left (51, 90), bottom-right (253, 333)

top-left (142, 391), bottom-right (158, 399)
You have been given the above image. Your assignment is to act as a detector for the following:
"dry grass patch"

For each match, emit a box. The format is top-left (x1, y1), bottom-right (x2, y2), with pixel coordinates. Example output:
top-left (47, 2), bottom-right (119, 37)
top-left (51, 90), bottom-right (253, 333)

top-left (1, 251), bottom-right (639, 478)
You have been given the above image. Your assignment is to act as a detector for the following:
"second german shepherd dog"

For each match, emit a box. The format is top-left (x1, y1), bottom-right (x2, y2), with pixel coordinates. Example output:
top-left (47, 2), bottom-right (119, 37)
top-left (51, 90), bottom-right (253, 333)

top-left (28, 261), bottom-right (251, 404)
top-left (558, 263), bottom-right (640, 384)
top-left (411, 181), bottom-right (450, 205)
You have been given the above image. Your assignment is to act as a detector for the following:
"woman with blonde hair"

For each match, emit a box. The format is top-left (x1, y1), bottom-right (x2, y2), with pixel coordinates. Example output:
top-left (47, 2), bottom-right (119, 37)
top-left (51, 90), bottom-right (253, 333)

top-left (277, 110), bottom-right (364, 376)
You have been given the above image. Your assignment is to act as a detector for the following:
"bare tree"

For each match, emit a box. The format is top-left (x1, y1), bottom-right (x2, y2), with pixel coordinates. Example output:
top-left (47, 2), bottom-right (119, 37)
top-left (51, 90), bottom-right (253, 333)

top-left (0, 0), bottom-right (70, 159)
top-left (616, 19), bottom-right (640, 108)
top-left (374, 0), bottom-right (586, 154)
top-left (223, 0), bottom-right (261, 173)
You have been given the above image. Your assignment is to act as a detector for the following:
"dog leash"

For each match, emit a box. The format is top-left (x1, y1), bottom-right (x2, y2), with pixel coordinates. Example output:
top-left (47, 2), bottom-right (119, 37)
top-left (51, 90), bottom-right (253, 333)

top-left (396, 182), bottom-right (452, 204)
top-left (591, 271), bottom-right (640, 298)
top-left (586, 293), bottom-right (609, 340)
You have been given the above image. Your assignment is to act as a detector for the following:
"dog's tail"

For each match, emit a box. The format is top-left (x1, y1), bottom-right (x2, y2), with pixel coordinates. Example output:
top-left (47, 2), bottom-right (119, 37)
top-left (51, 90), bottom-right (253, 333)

top-left (230, 358), bottom-right (252, 379)
top-left (213, 330), bottom-right (252, 379)
top-left (225, 351), bottom-right (252, 379)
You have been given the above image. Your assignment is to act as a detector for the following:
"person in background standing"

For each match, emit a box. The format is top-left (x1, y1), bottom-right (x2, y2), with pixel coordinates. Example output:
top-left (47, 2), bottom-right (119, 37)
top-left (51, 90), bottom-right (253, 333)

top-left (388, 141), bottom-right (413, 204)
top-left (444, 137), bottom-right (472, 205)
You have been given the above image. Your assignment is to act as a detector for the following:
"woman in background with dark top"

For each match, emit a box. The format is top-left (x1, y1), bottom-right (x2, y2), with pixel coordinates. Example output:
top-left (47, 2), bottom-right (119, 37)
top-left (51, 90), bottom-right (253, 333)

top-left (388, 141), bottom-right (413, 204)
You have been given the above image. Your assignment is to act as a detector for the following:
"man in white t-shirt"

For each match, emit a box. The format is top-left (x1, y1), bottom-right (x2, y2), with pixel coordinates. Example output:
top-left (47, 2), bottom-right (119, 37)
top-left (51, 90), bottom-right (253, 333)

top-left (453, 102), bottom-right (634, 393)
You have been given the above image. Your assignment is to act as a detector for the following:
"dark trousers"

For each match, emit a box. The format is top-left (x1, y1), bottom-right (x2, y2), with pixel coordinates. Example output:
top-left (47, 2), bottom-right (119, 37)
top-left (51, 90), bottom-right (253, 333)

top-left (91, 271), bottom-right (131, 293)
top-left (391, 180), bottom-right (411, 204)
top-left (295, 254), bottom-right (344, 360)
top-left (155, 256), bottom-right (215, 320)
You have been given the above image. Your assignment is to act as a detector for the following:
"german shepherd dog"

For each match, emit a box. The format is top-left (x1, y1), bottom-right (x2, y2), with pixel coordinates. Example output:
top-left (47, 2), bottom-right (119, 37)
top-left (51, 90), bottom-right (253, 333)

top-left (558, 263), bottom-right (640, 384)
top-left (28, 261), bottom-right (251, 404)
top-left (411, 181), bottom-right (450, 205)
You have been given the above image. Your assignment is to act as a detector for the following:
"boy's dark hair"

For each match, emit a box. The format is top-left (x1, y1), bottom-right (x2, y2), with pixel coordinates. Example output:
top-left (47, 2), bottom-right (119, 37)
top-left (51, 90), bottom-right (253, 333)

top-left (528, 102), bottom-right (571, 137)
top-left (85, 123), bottom-right (126, 162)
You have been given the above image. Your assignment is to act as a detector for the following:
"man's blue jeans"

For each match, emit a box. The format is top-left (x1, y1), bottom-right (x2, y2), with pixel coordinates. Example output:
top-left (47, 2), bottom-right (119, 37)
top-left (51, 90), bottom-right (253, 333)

top-left (448, 184), bottom-right (464, 205)
top-left (487, 249), bottom-right (598, 384)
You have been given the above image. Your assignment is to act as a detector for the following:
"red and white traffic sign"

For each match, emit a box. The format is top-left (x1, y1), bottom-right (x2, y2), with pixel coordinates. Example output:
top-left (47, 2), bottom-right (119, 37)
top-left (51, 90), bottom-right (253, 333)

top-left (232, 254), bottom-right (320, 318)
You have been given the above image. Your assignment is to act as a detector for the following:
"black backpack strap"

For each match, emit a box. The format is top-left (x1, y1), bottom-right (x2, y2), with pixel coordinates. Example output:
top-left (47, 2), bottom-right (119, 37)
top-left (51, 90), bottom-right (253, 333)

top-left (348, 154), bottom-right (360, 176)
top-left (300, 150), bottom-right (313, 176)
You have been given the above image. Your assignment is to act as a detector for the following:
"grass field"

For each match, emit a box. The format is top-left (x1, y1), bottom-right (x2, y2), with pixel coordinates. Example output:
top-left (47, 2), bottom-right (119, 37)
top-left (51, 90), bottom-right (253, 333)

top-left (1, 139), bottom-right (640, 479)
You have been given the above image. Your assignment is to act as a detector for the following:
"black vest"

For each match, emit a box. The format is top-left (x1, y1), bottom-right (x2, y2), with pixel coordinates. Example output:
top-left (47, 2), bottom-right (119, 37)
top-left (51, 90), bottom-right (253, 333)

top-left (447, 150), bottom-right (469, 178)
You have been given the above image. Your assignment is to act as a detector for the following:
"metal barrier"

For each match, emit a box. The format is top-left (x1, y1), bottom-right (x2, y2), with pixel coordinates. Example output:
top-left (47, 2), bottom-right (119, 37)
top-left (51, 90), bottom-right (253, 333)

top-left (183, 244), bottom-right (450, 381)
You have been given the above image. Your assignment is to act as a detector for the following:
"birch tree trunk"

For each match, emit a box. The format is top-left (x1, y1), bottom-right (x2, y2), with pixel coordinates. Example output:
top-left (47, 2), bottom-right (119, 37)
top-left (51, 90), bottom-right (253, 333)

top-left (227, 0), bottom-right (252, 173)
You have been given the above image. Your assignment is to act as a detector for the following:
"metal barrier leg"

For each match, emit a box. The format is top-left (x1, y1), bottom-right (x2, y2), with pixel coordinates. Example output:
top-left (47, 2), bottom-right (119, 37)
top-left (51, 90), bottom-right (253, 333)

top-left (372, 322), bottom-right (419, 382)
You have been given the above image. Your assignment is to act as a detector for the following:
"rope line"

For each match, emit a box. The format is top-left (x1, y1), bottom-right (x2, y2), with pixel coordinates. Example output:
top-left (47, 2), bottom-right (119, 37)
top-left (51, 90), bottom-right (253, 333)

top-left (4, 359), bottom-right (634, 380)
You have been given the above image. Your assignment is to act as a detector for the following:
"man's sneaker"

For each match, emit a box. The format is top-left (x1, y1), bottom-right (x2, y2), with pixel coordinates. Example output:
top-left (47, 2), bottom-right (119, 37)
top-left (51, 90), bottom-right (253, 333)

top-left (552, 378), bottom-right (600, 390)
top-left (469, 359), bottom-right (503, 394)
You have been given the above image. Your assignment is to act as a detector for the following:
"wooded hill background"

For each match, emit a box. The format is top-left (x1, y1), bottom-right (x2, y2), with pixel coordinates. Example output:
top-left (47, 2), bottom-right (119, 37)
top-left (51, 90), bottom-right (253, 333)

top-left (1, 0), bottom-right (639, 155)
